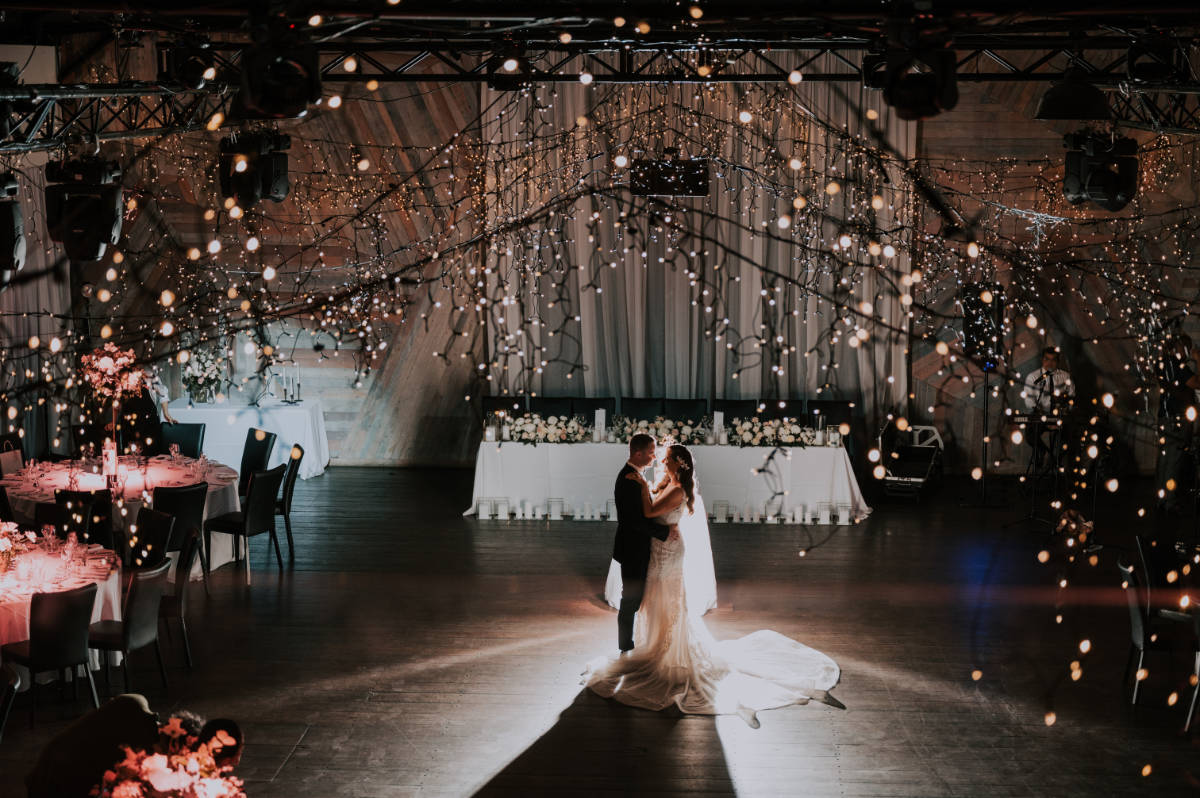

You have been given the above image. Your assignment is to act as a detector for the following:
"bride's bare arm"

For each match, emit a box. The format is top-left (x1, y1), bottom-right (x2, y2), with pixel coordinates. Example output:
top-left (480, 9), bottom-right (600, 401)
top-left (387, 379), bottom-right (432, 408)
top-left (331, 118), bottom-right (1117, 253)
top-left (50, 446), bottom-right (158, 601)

top-left (624, 474), bottom-right (684, 517)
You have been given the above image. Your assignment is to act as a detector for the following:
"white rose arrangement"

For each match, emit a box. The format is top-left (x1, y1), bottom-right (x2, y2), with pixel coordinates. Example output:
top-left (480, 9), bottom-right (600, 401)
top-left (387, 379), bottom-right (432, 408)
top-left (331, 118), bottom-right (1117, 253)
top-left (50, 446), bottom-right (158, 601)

top-left (500, 413), bottom-right (592, 445)
top-left (726, 418), bottom-right (815, 447)
top-left (609, 416), bottom-right (709, 445)
top-left (182, 346), bottom-right (228, 401)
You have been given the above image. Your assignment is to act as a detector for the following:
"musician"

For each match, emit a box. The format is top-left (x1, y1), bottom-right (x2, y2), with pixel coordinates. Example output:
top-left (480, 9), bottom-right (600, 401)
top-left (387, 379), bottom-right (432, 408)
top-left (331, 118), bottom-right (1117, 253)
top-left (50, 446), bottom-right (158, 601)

top-left (1156, 334), bottom-right (1200, 515)
top-left (1021, 348), bottom-right (1074, 468)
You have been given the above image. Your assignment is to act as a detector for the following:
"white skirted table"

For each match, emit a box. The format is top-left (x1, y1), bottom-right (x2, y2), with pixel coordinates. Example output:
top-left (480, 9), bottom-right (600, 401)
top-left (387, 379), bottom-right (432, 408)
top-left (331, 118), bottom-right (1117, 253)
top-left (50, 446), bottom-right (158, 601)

top-left (168, 398), bottom-right (330, 480)
top-left (1, 456), bottom-right (242, 577)
top-left (465, 441), bottom-right (871, 523)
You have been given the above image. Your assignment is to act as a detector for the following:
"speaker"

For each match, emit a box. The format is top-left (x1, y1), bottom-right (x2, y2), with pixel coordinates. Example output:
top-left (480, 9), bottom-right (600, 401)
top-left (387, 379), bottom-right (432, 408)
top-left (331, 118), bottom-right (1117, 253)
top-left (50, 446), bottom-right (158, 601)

top-left (0, 173), bottom-right (24, 290)
top-left (961, 283), bottom-right (1004, 372)
top-left (45, 183), bottom-right (123, 262)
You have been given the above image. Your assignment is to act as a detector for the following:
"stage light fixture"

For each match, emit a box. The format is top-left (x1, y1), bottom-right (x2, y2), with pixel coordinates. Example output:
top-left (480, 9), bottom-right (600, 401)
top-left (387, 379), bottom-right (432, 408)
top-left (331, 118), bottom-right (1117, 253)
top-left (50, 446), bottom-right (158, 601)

top-left (1062, 131), bottom-right (1138, 212)
top-left (1126, 40), bottom-right (1184, 83)
top-left (44, 158), bottom-right (123, 263)
top-left (882, 46), bottom-right (958, 120)
top-left (164, 42), bottom-right (216, 90)
top-left (1034, 69), bottom-right (1111, 121)
top-left (219, 132), bottom-right (292, 208)
top-left (235, 36), bottom-right (321, 119)
top-left (487, 48), bottom-right (533, 91)
top-left (0, 173), bottom-right (25, 292)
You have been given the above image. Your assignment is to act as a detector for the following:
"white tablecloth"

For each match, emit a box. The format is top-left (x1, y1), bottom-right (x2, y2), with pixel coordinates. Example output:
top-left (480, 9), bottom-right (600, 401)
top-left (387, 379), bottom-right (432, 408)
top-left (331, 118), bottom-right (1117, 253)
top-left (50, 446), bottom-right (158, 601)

top-left (0, 545), bottom-right (122, 686)
top-left (1, 457), bottom-right (242, 577)
top-left (465, 442), bottom-right (871, 521)
top-left (168, 399), bottom-right (330, 480)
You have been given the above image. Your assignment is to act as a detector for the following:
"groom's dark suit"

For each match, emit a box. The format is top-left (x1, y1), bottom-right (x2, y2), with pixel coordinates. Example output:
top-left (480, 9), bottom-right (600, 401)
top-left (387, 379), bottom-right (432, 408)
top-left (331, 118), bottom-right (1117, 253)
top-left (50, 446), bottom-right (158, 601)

top-left (613, 462), bottom-right (670, 651)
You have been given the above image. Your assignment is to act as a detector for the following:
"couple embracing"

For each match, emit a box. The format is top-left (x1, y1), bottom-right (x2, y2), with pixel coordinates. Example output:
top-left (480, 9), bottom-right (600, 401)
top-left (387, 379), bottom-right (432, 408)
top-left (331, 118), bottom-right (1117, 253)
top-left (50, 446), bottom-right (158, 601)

top-left (583, 433), bottom-right (842, 727)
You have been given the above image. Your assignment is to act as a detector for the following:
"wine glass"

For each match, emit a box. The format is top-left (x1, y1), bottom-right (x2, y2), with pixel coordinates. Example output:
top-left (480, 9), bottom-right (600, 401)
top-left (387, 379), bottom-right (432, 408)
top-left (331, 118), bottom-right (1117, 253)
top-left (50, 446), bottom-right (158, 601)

top-left (169, 443), bottom-right (181, 464)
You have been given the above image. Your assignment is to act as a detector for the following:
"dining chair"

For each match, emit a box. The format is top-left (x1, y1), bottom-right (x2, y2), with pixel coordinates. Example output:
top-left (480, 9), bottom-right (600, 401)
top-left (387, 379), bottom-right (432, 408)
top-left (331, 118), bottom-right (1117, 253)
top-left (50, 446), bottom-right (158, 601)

top-left (127, 507), bottom-right (174, 570)
top-left (70, 424), bottom-right (103, 457)
top-left (87, 561), bottom-right (170, 694)
top-left (0, 484), bottom-right (14, 523)
top-left (0, 664), bottom-right (20, 743)
top-left (160, 527), bottom-right (202, 667)
top-left (161, 422), bottom-right (206, 458)
top-left (0, 583), bottom-right (100, 727)
top-left (0, 432), bottom-right (23, 476)
top-left (238, 427), bottom-right (277, 497)
top-left (54, 488), bottom-right (114, 551)
top-left (1117, 560), bottom-right (1195, 706)
top-left (205, 464), bottom-right (286, 585)
top-left (275, 443), bottom-right (304, 558)
top-left (151, 482), bottom-right (210, 594)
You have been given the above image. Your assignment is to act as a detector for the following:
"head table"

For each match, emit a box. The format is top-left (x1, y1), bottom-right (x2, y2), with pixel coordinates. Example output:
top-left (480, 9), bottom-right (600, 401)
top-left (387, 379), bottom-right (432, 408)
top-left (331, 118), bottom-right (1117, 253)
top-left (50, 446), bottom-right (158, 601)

top-left (0, 456), bottom-right (242, 576)
top-left (0, 541), bottom-right (122, 689)
top-left (465, 440), bottom-right (871, 523)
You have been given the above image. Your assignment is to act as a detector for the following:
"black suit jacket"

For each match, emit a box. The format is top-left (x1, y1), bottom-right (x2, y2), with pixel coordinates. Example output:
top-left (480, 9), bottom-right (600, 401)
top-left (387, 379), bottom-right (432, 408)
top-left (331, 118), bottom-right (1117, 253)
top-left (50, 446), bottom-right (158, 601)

top-left (612, 463), bottom-right (670, 578)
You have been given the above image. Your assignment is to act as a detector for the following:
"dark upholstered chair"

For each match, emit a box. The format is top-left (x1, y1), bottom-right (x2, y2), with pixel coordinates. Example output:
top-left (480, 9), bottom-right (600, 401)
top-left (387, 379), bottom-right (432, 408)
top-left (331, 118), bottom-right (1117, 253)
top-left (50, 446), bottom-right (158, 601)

top-left (620, 397), bottom-right (665, 421)
top-left (88, 561), bottom-right (171, 694)
top-left (206, 464), bottom-right (287, 585)
top-left (570, 397), bottom-right (616, 418)
top-left (1117, 560), bottom-right (1196, 707)
top-left (663, 399), bottom-right (708, 421)
top-left (0, 584), bottom-right (100, 726)
top-left (152, 482), bottom-right (210, 594)
top-left (276, 444), bottom-right (304, 558)
top-left (54, 488), bottom-right (114, 551)
top-left (127, 507), bottom-right (174, 570)
top-left (0, 664), bottom-right (20, 742)
top-left (238, 427), bottom-right (277, 497)
top-left (0, 485), bottom-right (14, 523)
top-left (161, 422), bottom-right (206, 458)
top-left (528, 396), bottom-right (573, 418)
top-left (160, 527), bottom-right (203, 667)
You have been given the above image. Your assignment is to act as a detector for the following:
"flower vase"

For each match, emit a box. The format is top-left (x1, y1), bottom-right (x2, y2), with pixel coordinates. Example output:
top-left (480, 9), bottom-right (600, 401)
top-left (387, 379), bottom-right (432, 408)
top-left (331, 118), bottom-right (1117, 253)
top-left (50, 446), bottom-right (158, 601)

top-left (189, 386), bottom-right (214, 404)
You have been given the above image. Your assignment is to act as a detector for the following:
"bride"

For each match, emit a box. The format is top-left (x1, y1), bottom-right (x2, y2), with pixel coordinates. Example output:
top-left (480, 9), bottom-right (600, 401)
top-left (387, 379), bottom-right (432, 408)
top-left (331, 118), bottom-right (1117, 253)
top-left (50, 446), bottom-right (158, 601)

top-left (584, 443), bottom-right (841, 727)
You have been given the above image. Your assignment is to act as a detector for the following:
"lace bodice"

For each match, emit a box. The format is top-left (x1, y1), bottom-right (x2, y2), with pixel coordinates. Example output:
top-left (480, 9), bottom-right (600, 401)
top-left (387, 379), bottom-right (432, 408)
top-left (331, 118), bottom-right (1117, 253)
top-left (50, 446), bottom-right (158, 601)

top-left (657, 501), bottom-right (686, 526)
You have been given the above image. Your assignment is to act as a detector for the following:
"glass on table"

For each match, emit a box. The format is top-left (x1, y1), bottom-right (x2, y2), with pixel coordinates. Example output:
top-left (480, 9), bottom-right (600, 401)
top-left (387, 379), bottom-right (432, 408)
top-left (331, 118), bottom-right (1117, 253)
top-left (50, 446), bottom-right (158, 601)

top-left (169, 443), bottom-right (181, 463)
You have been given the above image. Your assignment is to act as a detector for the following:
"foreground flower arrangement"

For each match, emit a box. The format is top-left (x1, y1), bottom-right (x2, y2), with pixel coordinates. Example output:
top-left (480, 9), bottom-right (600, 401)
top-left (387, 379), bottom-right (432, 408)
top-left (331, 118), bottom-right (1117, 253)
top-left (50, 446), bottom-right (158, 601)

top-left (80, 344), bottom-right (143, 400)
top-left (91, 715), bottom-right (244, 798)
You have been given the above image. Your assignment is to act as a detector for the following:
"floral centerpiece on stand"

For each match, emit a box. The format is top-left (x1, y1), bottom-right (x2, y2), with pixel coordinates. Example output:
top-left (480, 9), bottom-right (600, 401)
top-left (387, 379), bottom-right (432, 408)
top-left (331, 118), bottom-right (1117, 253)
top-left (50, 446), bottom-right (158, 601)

top-left (91, 713), bottom-right (245, 797)
top-left (726, 417), bottom-right (816, 447)
top-left (501, 412), bottom-right (592, 444)
top-left (609, 415), bottom-right (709, 445)
top-left (181, 346), bottom-right (227, 404)
top-left (79, 343), bottom-right (144, 468)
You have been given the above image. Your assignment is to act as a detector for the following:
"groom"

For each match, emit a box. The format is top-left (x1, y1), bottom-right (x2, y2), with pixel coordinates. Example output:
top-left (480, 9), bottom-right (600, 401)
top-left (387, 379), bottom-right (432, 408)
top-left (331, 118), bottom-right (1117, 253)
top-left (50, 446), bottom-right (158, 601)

top-left (613, 433), bottom-right (672, 652)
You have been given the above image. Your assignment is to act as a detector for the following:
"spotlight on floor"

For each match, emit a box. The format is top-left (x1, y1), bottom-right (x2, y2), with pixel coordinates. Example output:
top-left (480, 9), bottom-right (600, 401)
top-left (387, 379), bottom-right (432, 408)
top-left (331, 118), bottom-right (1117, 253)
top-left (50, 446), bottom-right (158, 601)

top-left (1062, 131), bottom-right (1138, 212)
top-left (1034, 69), bottom-right (1110, 121)
top-left (219, 132), bottom-right (292, 208)
top-left (0, 173), bottom-right (25, 291)
top-left (44, 158), bottom-right (123, 262)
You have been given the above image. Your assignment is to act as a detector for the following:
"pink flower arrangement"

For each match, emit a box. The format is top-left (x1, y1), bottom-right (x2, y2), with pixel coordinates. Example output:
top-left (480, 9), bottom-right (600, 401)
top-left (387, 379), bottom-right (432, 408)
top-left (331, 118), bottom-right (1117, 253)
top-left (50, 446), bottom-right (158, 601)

top-left (91, 716), bottom-right (245, 798)
top-left (80, 343), bottom-right (145, 400)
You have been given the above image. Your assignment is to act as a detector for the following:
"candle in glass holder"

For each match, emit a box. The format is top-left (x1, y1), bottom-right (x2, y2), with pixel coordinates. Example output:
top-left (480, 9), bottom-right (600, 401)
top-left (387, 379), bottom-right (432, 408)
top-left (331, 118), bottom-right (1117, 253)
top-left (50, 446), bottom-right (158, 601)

top-left (102, 439), bottom-right (118, 477)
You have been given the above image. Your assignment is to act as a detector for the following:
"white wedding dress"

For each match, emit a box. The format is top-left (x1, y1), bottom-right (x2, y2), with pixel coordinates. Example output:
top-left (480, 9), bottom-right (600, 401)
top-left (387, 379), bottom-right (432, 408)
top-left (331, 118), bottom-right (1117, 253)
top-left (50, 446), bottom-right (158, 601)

top-left (584, 492), bottom-right (840, 726)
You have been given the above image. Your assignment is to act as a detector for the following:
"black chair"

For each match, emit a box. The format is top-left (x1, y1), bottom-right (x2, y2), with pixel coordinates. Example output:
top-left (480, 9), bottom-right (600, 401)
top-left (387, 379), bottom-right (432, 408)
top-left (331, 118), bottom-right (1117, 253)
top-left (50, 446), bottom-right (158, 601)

top-left (238, 428), bottom-right (277, 497)
top-left (1117, 560), bottom-right (1195, 706)
top-left (0, 664), bottom-right (19, 743)
top-left (570, 397), bottom-right (616, 418)
top-left (807, 399), bottom-right (856, 426)
top-left (34, 502), bottom-right (65, 537)
top-left (620, 397), bottom-right (665, 421)
top-left (663, 399), bottom-right (708, 421)
top-left (160, 528), bottom-right (202, 667)
top-left (0, 583), bottom-right (100, 726)
top-left (0, 485), bottom-right (14, 523)
top-left (152, 482), bottom-right (210, 594)
top-left (276, 444), bottom-right (304, 558)
top-left (71, 424), bottom-right (103, 457)
top-left (528, 396), bottom-right (573, 418)
top-left (0, 431), bottom-right (23, 457)
top-left (161, 422), bottom-right (206, 459)
top-left (127, 507), bottom-right (174, 569)
top-left (482, 395), bottom-right (526, 416)
top-left (205, 464), bottom-right (287, 585)
top-left (87, 561), bottom-right (170, 694)
top-left (712, 398), bottom-right (758, 418)
top-left (55, 489), bottom-right (114, 551)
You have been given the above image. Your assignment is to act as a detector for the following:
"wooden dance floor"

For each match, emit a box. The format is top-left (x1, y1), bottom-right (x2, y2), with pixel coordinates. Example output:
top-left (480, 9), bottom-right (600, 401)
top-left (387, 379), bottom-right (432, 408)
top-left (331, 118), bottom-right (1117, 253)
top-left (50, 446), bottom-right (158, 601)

top-left (1, 467), bottom-right (1197, 796)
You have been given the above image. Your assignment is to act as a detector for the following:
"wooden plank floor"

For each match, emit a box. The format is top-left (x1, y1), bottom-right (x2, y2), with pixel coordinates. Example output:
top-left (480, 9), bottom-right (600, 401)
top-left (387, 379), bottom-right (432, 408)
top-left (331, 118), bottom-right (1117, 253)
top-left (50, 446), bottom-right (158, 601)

top-left (1, 467), bottom-right (1198, 797)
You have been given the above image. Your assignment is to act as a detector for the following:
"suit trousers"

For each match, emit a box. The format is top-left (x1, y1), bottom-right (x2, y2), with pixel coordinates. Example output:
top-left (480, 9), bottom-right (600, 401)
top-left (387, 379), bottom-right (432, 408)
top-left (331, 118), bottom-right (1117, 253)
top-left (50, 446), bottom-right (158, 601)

top-left (616, 558), bottom-right (648, 651)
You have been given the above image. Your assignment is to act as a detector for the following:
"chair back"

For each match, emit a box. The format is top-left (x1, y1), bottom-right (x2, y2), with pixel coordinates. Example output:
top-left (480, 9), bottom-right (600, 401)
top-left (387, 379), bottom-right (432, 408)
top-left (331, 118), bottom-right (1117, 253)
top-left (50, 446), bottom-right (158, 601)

top-left (129, 507), bottom-right (174, 569)
top-left (162, 423), bottom-right (206, 458)
top-left (28, 583), bottom-right (98, 670)
top-left (663, 398), bottom-right (708, 422)
top-left (245, 464), bottom-right (286, 536)
top-left (152, 482), bottom-right (208, 552)
top-left (0, 485), bottom-right (13, 523)
top-left (280, 444), bottom-right (305, 514)
top-left (70, 424), bottom-right (102, 457)
top-left (0, 663), bottom-right (18, 741)
top-left (239, 428), bottom-right (277, 494)
top-left (620, 397), bottom-right (665, 421)
top-left (1118, 560), bottom-right (1148, 649)
top-left (55, 488), bottom-right (113, 550)
top-left (34, 502), bottom-right (65, 537)
top-left (0, 432), bottom-right (22, 476)
top-left (124, 561), bottom-right (169, 651)
top-left (172, 528), bottom-right (203, 610)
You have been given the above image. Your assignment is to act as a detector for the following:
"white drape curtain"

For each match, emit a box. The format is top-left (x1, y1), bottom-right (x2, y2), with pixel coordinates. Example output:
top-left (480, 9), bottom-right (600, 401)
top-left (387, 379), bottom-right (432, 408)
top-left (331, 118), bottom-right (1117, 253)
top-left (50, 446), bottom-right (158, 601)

top-left (482, 57), bottom-right (914, 423)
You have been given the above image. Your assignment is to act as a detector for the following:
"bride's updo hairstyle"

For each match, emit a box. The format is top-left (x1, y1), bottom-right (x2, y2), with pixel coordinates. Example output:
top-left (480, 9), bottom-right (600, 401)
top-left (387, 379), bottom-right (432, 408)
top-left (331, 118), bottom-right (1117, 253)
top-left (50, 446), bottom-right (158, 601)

top-left (668, 444), bottom-right (696, 513)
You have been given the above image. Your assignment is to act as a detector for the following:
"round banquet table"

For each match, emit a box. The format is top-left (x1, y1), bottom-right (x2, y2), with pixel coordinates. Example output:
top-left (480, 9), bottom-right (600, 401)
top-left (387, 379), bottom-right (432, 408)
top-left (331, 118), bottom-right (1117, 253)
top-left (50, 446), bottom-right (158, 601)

top-left (0, 456), bottom-right (242, 577)
top-left (0, 543), bottom-right (122, 690)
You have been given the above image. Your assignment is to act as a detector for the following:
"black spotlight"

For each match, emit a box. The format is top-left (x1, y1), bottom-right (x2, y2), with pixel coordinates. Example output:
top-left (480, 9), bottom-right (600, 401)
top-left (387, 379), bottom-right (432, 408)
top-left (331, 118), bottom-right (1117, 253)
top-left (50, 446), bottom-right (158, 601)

top-left (44, 158), bottom-right (123, 262)
top-left (486, 48), bottom-right (533, 91)
top-left (1062, 131), bottom-right (1139, 212)
top-left (218, 132), bottom-right (291, 208)
top-left (961, 283), bottom-right (1005, 372)
top-left (165, 42), bottom-right (217, 90)
top-left (0, 173), bottom-right (25, 291)
top-left (882, 46), bottom-right (958, 120)
top-left (1127, 40), bottom-right (1184, 83)
top-left (1034, 69), bottom-right (1111, 121)
top-left (235, 42), bottom-right (320, 119)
